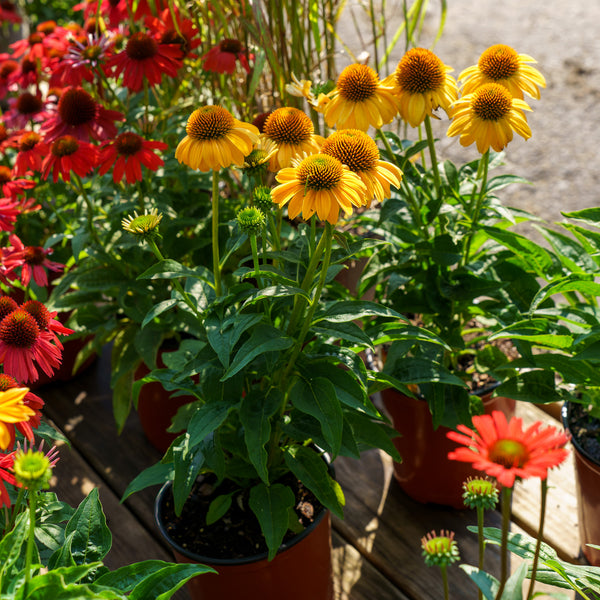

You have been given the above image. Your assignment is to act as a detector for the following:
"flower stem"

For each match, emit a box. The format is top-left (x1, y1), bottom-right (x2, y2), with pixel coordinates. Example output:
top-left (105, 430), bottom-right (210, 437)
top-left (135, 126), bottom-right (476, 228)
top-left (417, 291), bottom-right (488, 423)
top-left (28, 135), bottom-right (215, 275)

top-left (477, 505), bottom-right (485, 600)
top-left (424, 115), bottom-right (442, 199)
top-left (462, 149), bottom-right (489, 266)
top-left (440, 564), bottom-right (450, 600)
top-left (23, 489), bottom-right (37, 595)
top-left (526, 478), bottom-right (548, 599)
top-left (211, 168), bottom-right (222, 296)
top-left (494, 486), bottom-right (513, 600)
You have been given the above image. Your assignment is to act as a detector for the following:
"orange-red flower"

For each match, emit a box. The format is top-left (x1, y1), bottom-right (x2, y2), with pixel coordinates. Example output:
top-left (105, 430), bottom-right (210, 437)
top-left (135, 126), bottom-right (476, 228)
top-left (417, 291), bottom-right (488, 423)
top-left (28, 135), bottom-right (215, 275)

top-left (201, 38), bottom-right (251, 74)
top-left (14, 131), bottom-right (49, 176)
top-left (2, 234), bottom-right (64, 287)
top-left (41, 135), bottom-right (98, 183)
top-left (108, 31), bottom-right (183, 92)
top-left (447, 410), bottom-right (569, 488)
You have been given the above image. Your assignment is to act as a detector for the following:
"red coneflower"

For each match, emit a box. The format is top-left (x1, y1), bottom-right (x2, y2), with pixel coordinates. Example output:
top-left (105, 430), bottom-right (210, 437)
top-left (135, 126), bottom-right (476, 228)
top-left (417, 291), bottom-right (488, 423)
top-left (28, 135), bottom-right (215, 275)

top-left (21, 299), bottom-right (73, 352)
top-left (108, 31), bottom-right (183, 92)
top-left (98, 131), bottom-right (168, 184)
top-left (8, 56), bottom-right (40, 89)
top-left (4, 90), bottom-right (49, 129)
top-left (0, 1), bottom-right (21, 24)
top-left (2, 234), bottom-right (65, 287)
top-left (0, 197), bottom-right (20, 233)
top-left (41, 135), bottom-right (98, 182)
top-left (74, 0), bottom-right (129, 27)
top-left (447, 410), bottom-right (570, 488)
top-left (145, 8), bottom-right (201, 58)
top-left (201, 38), bottom-right (251, 75)
top-left (0, 166), bottom-right (35, 199)
top-left (0, 58), bottom-right (18, 98)
top-left (13, 131), bottom-right (49, 176)
top-left (0, 374), bottom-right (44, 446)
top-left (40, 86), bottom-right (124, 143)
top-left (0, 451), bottom-right (17, 506)
top-left (0, 308), bottom-right (62, 383)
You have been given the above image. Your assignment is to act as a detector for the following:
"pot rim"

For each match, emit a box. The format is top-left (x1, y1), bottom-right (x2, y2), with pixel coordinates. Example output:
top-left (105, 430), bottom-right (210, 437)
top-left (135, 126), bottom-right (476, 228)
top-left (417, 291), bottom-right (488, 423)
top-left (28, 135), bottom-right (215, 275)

top-left (154, 480), bottom-right (329, 566)
top-left (561, 401), bottom-right (600, 467)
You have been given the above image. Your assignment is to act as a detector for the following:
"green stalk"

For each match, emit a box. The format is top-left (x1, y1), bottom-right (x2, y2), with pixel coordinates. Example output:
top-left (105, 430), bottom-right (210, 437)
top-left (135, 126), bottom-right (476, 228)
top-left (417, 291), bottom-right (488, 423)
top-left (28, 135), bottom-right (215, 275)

top-left (462, 149), bottom-right (489, 266)
top-left (72, 173), bottom-right (101, 246)
top-left (424, 115), bottom-right (441, 199)
top-left (147, 238), bottom-right (202, 320)
top-left (23, 489), bottom-right (37, 595)
top-left (249, 232), bottom-right (263, 287)
top-left (477, 506), bottom-right (485, 600)
top-left (494, 486), bottom-right (513, 600)
top-left (211, 169), bottom-right (222, 296)
top-left (440, 564), bottom-right (450, 600)
top-left (526, 479), bottom-right (548, 599)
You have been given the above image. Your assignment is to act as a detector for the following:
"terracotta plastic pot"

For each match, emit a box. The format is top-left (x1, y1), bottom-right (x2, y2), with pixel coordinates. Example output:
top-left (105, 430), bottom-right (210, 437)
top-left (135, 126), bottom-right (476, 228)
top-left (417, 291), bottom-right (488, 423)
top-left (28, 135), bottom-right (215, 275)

top-left (155, 482), bottom-right (334, 600)
top-left (562, 403), bottom-right (600, 566)
top-left (382, 388), bottom-right (516, 508)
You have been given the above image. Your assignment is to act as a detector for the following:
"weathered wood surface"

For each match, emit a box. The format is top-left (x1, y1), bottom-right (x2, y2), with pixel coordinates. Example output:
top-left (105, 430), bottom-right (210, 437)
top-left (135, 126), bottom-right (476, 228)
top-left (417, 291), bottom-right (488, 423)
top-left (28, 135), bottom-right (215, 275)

top-left (39, 346), bottom-right (583, 599)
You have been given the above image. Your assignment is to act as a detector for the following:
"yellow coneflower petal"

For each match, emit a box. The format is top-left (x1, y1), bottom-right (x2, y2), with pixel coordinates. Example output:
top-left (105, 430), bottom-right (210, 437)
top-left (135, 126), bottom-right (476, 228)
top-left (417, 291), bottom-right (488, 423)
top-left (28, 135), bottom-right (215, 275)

top-left (175, 105), bottom-right (259, 172)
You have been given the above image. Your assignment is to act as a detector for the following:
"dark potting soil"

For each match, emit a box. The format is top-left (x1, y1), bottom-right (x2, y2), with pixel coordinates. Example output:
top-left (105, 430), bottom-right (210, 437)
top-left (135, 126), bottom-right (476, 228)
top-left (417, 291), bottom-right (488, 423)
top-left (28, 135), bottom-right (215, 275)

top-left (159, 473), bottom-right (324, 560)
top-left (567, 403), bottom-right (600, 463)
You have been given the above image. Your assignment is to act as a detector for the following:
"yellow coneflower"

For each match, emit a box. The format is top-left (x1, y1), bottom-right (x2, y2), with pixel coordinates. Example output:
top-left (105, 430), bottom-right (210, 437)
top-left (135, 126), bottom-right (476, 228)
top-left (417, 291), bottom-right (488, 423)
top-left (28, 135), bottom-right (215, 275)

top-left (175, 105), bottom-right (259, 172)
top-left (0, 387), bottom-right (33, 450)
top-left (260, 107), bottom-right (323, 171)
top-left (382, 47), bottom-right (458, 127)
top-left (447, 82), bottom-right (532, 153)
top-left (271, 153), bottom-right (367, 225)
top-left (459, 44), bottom-right (546, 100)
top-left (285, 73), bottom-right (315, 104)
top-left (322, 64), bottom-right (398, 131)
top-left (320, 129), bottom-right (402, 207)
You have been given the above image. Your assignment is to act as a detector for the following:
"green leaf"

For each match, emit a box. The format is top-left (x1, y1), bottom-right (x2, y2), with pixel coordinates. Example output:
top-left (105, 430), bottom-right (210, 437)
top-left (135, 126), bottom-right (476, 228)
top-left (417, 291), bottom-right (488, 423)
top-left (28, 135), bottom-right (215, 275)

top-left (141, 299), bottom-right (178, 328)
top-left (459, 565), bottom-right (498, 600)
top-left (0, 512), bottom-right (28, 581)
top-left (249, 483), bottom-right (295, 561)
top-left (494, 371), bottom-right (563, 404)
top-left (205, 312), bottom-right (263, 368)
top-left (284, 446), bottom-right (345, 519)
top-left (128, 563), bottom-right (216, 600)
top-left (172, 435), bottom-right (205, 515)
top-left (187, 399), bottom-right (239, 447)
top-left (291, 377), bottom-right (343, 458)
top-left (220, 324), bottom-right (293, 381)
top-left (48, 531), bottom-right (77, 570)
top-left (312, 320), bottom-right (373, 347)
top-left (529, 275), bottom-right (600, 315)
top-left (242, 285), bottom-right (311, 305)
top-left (562, 207), bottom-right (600, 224)
top-left (65, 488), bottom-right (112, 566)
top-left (502, 562), bottom-right (528, 600)
top-left (240, 389), bottom-right (282, 483)
top-left (206, 492), bottom-right (235, 526)
top-left (344, 411), bottom-right (401, 461)
top-left (314, 300), bottom-right (403, 324)
top-left (121, 462), bottom-right (174, 502)
top-left (137, 259), bottom-right (210, 280)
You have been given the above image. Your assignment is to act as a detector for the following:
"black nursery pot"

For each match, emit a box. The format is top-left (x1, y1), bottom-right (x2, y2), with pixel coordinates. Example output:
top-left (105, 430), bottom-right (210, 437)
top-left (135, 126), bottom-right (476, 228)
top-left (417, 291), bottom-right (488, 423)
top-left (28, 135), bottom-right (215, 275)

top-left (154, 480), bottom-right (334, 600)
top-left (562, 402), bottom-right (600, 566)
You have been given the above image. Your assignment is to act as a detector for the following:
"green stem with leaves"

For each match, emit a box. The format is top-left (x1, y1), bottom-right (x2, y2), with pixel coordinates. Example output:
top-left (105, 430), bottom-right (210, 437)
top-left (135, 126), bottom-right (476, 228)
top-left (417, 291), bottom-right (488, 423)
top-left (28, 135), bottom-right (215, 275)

top-left (526, 478), bottom-right (548, 599)
top-left (462, 149), bottom-right (490, 266)
top-left (477, 505), bottom-right (485, 600)
top-left (424, 115), bottom-right (442, 199)
top-left (211, 168), bottom-right (222, 296)
top-left (494, 486), bottom-right (513, 600)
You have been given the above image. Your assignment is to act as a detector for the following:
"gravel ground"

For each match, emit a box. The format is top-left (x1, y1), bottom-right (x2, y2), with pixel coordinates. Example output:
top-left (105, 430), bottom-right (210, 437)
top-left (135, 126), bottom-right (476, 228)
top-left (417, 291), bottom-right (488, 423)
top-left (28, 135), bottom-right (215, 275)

top-left (338, 0), bottom-right (600, 227)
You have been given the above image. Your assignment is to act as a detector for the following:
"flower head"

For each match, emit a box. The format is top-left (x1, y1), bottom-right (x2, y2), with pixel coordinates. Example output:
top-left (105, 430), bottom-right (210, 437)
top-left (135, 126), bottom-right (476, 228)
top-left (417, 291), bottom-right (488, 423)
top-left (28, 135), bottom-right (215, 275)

top-left (175, 105), bottom-right (259, 172)
top-left (237, 206), bottom-right (265, 236)
top-left (0, 373), bottom-right (44, 444)
top-left (447, 410), bottom-right (570, 488)
top-left (108, 31), bottom-right (183, 92)
top-left (99, 132), bottom-right (168, 184)
top-left (462, 476), bottom-right (499, 510)
top-left (421, 530), bottom-right (460, 568)
top-left (261, 107), bottom-right (323, 171)
top-left (460, 44), bottom-right (546, 100)
top-left (447, 83), bottom-right (532, 153)
top-left (382, 48), bottom-right (458, 127)
top-left (321, 129), bottom-right (402, 206)
top-left (13, 447), bottom-right (52, 491)
top-left (41, 135), bottom-right (98, 183)
top-left (2, 234), bottom-right (64, 287)
top-left (322, 64), bottom-right (399, 131)
top-left (40, 86), bottom-right (124, 142)
top-left (252, 185), bottom-right (273, 213)
top-left (122, 208), bottom-right (163, 239)
top-left (14, 131), bottom-right (50, 176)
top-left (271, 153), bottom-right (367, 225)
top-left (0, 387), bottom-right (33, 450)
top-left (201, 38), bottom-right (251, 74)
top-left (0, 308), bottom-right (62, 383)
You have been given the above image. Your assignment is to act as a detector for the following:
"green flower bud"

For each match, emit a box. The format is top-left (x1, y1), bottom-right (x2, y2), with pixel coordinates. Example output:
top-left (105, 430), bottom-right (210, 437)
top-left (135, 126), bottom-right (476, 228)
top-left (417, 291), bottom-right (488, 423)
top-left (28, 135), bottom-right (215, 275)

top-left (237, 206), bottom-right (265, 236)
top-left (242, 148), bottom-right (271, 176)
top-left (13, 449), bottom-right (52, 491)
top-left (122, 208), bottom-right (163, 239)
top-left (252, 186), bottom-right (273, 213)
top-left (421, 530), bottom-right (460, 568)
top-left (462, 476), bottom-right (499, 510)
